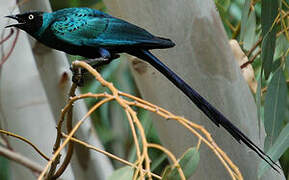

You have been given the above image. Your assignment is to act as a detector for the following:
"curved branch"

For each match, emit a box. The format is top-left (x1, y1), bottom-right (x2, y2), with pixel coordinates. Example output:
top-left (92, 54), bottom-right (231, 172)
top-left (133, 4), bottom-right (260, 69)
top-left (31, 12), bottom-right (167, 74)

top-left (0, 129), bottom-right (50, 161)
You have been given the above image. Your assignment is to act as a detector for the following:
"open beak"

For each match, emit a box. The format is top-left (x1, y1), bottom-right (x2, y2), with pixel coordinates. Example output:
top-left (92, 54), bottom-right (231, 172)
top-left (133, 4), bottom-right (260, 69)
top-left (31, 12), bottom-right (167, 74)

top-left (5, 15), bottom-right (24, 28)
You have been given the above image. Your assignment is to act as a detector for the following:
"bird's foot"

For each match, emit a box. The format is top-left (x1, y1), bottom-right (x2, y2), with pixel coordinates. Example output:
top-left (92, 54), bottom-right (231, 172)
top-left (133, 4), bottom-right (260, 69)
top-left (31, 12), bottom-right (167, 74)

top-left (86, 55), bottom-right (120, 68)
top-left (70, 65), bottom-right (85, 86)
top-left (70, 55), bottom-right (120, 86)
top-left (84, 57), bottom-right (109, 65)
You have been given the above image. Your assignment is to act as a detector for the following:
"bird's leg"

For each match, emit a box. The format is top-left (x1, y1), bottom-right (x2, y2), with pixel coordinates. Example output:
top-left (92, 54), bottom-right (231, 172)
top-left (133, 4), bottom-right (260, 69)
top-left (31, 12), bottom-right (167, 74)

top-left (91, 54), bottom-right (120, 68)
top-left (71, 57), bottom-right (113, 86)
top-left (86, 48), bottom-right (120, 68)
top-left (71, 48), bottom-right (119, 86)
top-left (71, 65), bottom-right (84, 86)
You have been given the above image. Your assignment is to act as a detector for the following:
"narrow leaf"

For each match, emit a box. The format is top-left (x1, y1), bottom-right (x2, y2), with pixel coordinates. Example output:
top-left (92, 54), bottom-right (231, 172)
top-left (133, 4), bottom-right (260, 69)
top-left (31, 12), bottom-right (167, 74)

top-left (271, 58), bottom-right (281, 74)
top-left (240, 0), bottom-right (251, 41)
top-left (162, 166), bottom-right (173, 180)
top-left (243, 11), bottom-right (256, 50)
top-left (275, 34), bottom-right (289, 59)
top-left (256, 73), bottom-right (262, 137)
top-left (261, 0), bottom-right (279, 79)
top-left (150, 153), bottom-right (167, 172)
top-left (286, 54), bottom-right (289, 74)
top-left (258, 123), bottom-right (289, 178)
top-left (261, 31), bottom-right (277, 79)
top-left (163, 148), bottom-right (200, 180)
top-left (215, 0), bottom-right (231, 11)
top-left (264, 68), bottom-right (287, 149)
top-left (261, 0), bottom-right (279, 37)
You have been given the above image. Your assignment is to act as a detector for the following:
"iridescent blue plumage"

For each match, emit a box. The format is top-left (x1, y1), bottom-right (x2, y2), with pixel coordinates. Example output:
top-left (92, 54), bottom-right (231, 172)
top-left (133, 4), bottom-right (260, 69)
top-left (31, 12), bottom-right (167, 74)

top-left (5, 7), bottom-right (279, 171)
top-left (32, 8), bottom-right (174, 58)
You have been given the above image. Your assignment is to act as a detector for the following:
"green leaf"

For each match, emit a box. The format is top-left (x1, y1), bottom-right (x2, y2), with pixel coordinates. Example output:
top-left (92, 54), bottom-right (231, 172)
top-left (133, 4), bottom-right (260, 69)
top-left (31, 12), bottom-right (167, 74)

top-left (240, 0), bottom-right (251, 41)
top-left (243, 11), bottom-right (256, 50)
top-left (261, 0), bottom-right (279, 79)
top-left (108, 166), bottom-right (134, 180)
top-left (161, 165), bottom-right (173, 180)
top-left (163, 148), bottom-right (200, 180)
top-left (284, 0), bottom-right (289, 8)
top-left (256, 73), bottom-right (262, 137)
top-left (261, 31), bottom-right (277, 79)
top-left (264, 68), bottom-right (287, 150)
top-left (271, 58), bottom-right (281, 74)
top-left (151, 153), bottom-right (167, 172)
top-left (258, 123), bottom-right (289, 178)
top-left (274, 34), bottom-right (289, 59)
top-left (286, 54), bottom-right (289, 74)
top-left (261, 0), bottom-right (279, 36)
top-left (215, 0), bottom-right (231, 11)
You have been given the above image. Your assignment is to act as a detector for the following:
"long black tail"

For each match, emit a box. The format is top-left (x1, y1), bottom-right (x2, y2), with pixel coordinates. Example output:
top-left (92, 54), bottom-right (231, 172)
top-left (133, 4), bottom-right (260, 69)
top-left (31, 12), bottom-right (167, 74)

top-left (129, 49), bottom-right (279, 172)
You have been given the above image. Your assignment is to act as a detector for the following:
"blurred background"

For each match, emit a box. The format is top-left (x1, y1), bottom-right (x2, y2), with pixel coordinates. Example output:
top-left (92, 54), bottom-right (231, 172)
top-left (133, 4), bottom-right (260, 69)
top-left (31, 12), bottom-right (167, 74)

top-left (1, 0), bottom-right (289, 179)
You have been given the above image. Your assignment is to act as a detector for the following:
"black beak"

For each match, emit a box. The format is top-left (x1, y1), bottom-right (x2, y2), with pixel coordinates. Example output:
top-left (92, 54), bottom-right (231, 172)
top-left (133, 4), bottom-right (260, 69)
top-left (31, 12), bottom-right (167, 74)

top-left (5, 15), bottom-right (23, 28)
top-left (5, 15), bottom-right (18, 20)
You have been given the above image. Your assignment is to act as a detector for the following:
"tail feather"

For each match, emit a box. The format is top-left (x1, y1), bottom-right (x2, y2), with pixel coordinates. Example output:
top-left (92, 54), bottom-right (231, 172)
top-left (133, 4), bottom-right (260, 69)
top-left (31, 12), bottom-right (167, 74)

top-left (141, 36), bottom-right (175, 49)
top-left (154, 36), bottom-right (176, 48)
top-left (129, 49), bottom-right (279, 172)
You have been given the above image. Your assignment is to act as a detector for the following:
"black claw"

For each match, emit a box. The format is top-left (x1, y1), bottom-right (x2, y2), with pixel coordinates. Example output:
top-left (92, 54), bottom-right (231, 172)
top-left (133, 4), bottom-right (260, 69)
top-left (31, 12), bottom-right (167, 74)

top-left (70, 65), bottom-right (85, 86)
top-left (72, 75), bottom-right (84, 86)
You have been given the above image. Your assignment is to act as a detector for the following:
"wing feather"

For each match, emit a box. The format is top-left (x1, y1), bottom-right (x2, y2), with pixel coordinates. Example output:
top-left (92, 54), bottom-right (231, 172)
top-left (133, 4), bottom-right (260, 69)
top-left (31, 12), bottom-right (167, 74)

top-left (50, 8), bottom-right (168, 48)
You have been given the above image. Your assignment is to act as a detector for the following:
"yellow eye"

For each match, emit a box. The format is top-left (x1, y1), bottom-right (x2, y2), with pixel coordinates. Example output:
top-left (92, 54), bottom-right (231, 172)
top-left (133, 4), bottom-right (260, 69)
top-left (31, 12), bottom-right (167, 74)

top-left (28, 14), bottom-right (34, 20)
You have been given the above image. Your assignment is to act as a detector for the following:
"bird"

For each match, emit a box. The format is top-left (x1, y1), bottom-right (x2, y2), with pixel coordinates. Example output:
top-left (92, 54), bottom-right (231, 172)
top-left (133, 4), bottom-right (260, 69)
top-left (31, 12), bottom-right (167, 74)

top-left (5, 7), bottom-right (279, 171)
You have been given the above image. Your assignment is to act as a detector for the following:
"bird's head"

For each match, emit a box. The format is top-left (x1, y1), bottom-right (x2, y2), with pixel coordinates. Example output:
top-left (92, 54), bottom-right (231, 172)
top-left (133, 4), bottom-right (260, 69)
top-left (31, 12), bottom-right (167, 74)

top-left (5, 11), bottom-right (44, 35)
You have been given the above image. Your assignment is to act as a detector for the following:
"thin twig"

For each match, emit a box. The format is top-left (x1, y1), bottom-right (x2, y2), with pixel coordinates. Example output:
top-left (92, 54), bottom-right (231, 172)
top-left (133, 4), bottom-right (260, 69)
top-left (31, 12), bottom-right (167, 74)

top-left (0, 29), bottom-right (14, 45)
top-left (124, 109), bottom-right (144, 178)
top-left (118, 92), bottom-right (242, 179)
top-left (72, 61), bottom-right (242, 180)
top-left (50, 83), bottom-right (77, 179)
top-left (232, 23), bottom-right (241, 39)
top-left (129, 108), bottom-right (152, 179)
top-left (246, 37), bottom-right (263, 57)
top-left (275, 10), bottom-right (289, 24)
top-left (148, 143), bottom-right (185, 180)
top-left (283, 0), bottom-right (289, 9)
top-left (0, 129), bottom-right (50, 161)
top-left (241, 9), bottom-right (288, 68)
top-left (38, 97), bottom-right (114, 180)
top-left (241, 49), bottom-right (261, 69)
top-left (280, 11), bottom-right (289, 41)
top-left (0, 28), bottom-right (19, 67)
top-left (277, 24), bottom-right (289, 37)
top-left (61, 133), bottom-right (162, 179)
top-left (49, 83), bottom-right (81, 177)
top-left (72, 61), bottom-right (151, 179)
top-left (41, 61), bottom-right (242, 180)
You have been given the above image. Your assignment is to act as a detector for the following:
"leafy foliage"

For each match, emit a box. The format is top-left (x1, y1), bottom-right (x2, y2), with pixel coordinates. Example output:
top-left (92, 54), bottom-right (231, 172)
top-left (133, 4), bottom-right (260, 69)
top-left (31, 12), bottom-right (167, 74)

top-left (264, 68), bottom-right (287, 150)
top-left (216, 0), bottom-right (289, 178)
top-left (258, 123), bottom-right (289, 178)
top-left (162, 148), bottom-right (200, 180)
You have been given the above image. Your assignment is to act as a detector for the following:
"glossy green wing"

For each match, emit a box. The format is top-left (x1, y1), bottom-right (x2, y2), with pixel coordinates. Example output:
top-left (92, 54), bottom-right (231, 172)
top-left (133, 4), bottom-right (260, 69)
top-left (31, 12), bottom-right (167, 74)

top-left (50, 8), bottom-right (163, 47)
